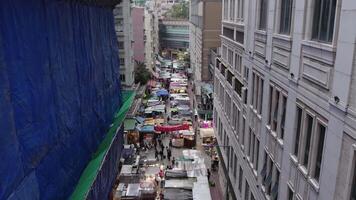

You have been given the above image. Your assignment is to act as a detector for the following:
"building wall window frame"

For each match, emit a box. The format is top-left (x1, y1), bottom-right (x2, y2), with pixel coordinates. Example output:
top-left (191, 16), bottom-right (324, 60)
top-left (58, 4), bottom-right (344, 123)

top-left (230, 0), bottom-right (235, 21)
top-left (349, 147), bottom-right (356, 200)
top-left (304, 0), bottom-right (339, 44)
top-left (256, 0), bottom-right (268, 31)
top-left (261, 151), bottom-right (280, 199)
top-left (238, 166), bottom-right (243, 192)
top-left (292, 102), bottom-right (328, 185)
top-left (275, 0), bottom-right (294, 35)
top-left (267, 83), bottom-right (288, 141)
top-left (251, 72), bottom-right (264, 115)
top-left (235, 0), bottom-right (244, 23)
top-left (234, 53), bottom-right (242, 74)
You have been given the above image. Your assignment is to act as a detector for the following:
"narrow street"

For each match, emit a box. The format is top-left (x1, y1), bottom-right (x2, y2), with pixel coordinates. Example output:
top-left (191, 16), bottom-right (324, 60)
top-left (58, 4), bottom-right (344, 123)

top-left (114, 56), bottom-right (223, 200)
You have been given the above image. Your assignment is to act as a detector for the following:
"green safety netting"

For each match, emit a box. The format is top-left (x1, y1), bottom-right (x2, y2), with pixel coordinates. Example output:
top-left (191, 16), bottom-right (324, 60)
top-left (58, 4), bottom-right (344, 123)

top-left (70, 90), bottom-right (135, 200)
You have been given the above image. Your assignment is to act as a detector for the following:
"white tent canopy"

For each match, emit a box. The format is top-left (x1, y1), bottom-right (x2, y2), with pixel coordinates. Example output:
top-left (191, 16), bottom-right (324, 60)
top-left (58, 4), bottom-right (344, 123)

top-left (199, 128), bottom-right (214, 138)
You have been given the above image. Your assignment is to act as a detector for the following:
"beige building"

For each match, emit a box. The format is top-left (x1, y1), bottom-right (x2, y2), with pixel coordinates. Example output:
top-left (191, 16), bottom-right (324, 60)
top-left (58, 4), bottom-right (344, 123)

top-left (189, 0), bottom-right (221, 107)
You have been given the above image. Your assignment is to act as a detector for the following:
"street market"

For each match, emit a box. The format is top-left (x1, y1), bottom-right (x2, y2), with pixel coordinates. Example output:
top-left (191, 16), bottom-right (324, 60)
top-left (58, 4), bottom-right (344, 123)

top-left (113, 54), bottom-right (221, 200)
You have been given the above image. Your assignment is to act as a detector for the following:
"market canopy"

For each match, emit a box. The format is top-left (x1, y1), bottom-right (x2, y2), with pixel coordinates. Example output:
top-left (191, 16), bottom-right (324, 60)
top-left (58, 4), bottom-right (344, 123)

top-left (138, 125), bottom-right (155, 133)
top-left (199, 128), bottom-right (214, 138)
top-left (154, 124), bottom-right (189, 132)
top-left (124, 118), bottom-right (137, 131)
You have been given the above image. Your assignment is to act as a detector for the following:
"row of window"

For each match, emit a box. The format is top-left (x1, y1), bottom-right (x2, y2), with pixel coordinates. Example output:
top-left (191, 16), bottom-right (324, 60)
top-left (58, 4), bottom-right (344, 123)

top-left (223, 0), bottom-right (244, 22)
top-left (215, 110), bottom-right (255, 200)
top-left (293, 103), bottom-right (327, 182)
top-left (256, 0), bottom-right (337, 43)
top-left (222, 45), bottom-right (243, 74)
top-left (267, 83), bottom-right (287, 141)
top-left (261, 150), bottom-right (280, 200)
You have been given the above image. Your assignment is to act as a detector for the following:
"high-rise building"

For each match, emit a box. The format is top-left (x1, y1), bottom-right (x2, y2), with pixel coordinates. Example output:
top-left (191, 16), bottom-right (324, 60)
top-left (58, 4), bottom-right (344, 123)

top-left (189, 0), bottom-right (221, 119)
top-left (213, 1), bottom-right (356, 200)
top-left (114, 0), bottom-right (135, 86)
top-left (144, 0), bottom-right (160, 69)
top-left (132, 7), bottom-right (145, 64)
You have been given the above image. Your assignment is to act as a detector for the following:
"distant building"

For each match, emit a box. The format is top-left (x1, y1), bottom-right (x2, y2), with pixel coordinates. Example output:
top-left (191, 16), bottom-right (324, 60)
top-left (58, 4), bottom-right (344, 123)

top-left (189, 0), bottom-right (221, 119)
top-left (114, 0), bottom-right (134, 86)
top-left (132, 7), bottom-right (145, 64)
top-left (159, 19), bottom-right (189, 50)
top-left (213, 0), bottom-right (356, 200)
top-left (144, 0), bottom-right (160, 70)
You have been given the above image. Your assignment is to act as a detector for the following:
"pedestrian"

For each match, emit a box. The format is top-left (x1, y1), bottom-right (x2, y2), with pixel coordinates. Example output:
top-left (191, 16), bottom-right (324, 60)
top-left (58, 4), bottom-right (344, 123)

top-left (160, 150), bottom-right (164, 160)
top-left (167, 148), bottom-right (171, 161)
top-left (155, 150), bottom-right (159, 160)
top-left (207, 169), bottom-right (211, 180)
top-left (171, 157), bottom-right (175, 167)
top-left (169, 139), bottom-right (172, 148)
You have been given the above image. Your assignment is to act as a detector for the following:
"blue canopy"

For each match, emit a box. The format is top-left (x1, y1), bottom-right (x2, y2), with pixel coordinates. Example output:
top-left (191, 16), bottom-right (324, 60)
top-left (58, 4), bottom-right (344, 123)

top-left (156, 89), bottom-right (169, 96)
top-left (138, 125), bottom-right (155, 133)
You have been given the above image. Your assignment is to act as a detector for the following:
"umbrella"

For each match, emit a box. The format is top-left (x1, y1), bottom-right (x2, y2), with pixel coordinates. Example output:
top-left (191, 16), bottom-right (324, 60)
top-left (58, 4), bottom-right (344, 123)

top-left (156, 89), bottom-right (169, 96)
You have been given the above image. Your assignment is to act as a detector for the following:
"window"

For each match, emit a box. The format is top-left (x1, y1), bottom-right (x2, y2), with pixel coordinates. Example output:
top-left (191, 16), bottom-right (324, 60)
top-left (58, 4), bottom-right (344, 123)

top-left (228, 49), bottom-right (234, 65)
top-left (223, 27), bottom-right (234, 40)
top-left (223, 0), bottom-right (229, 20)
top-left (236, 0), bottom-right (244, 21)
top-left (351, 158), bottom-right (356, 200)
top-left (234, 78), bottom-right (243, 97)
top-left (294, 107), bottom-right (302, 156)
top-left (312, 123), bottom-right (326, 181)
top-left (311, 0), bottom-right (337, 43)
top-left (227, 71), bottom-right (233, 85)
top-left (251, 72), bottom-right (264, 114)
top-left (293, 103), bottom-right (328, 181)
top-left (302, 114), bottom-right (314, 167)
top-left (222, 45), bottom-right (228, 60)
top-left (268, 83), bottom-right (287, 140)
top-left (232, 104), bottom-right (238, 131)
top-left (241, 117), bottom-right (246, 147)
top-left (279, 0), bottom-right (293, 34)
top-left (234, 154), bottom-right (238, 178)
top-left (245, 180), bottom-right (250, 200)
top-left (120, 74), bottom-right (126, 82)
top-left (280, 96), bottom-right (287, 139)
top-left (258, 0), bottom-right (268, 30)
top-left (287, 187), bottom-right (294, 200)
top-left (238, 167), bottom-right (243, 192)
top-left (118, 41), bottom-right (124, 49)
top-left (230, 0), bottom-right (235, 21)
top-left (225, 93), bottom-right (232, 119)
top-left (235, 53), bottom-right (242, 73)
top-left (119, 58), bottom-right (125, 65)
top-left (255, 139), bottom-right (260, 170)
top-left (271, 170), bottom-right (280, 200)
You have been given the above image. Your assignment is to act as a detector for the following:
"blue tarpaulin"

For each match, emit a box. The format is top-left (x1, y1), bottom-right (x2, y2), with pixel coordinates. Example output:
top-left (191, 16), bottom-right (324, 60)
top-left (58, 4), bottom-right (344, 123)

top-left (156, 89), bottom-right (169, 97)
top-left (0, 1), bottom-right (122, 199)
top-left (138, 125), bottom-right (155, 133)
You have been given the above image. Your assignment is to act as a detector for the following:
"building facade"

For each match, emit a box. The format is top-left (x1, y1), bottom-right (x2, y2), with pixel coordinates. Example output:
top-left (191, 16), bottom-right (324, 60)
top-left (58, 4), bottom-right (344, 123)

top-left (213, 0), bottom-right (356, 200)
top-left (189, 0), bottom-right (221, 119)
top-left (132, 7), bottom-right (145, 64)
top-left (159, 19), bottom-right (190, 50)
top-left (114, 0), bottom-right (134, 86)
top-left (144, 0), bottom-right (160, 69)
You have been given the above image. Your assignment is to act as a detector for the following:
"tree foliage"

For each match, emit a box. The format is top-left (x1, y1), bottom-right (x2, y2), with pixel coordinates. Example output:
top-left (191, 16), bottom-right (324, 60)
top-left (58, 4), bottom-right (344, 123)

top-left (165, 1), bottom-right (189, 20)
top-left (134, 61), bottom-right (151, 85)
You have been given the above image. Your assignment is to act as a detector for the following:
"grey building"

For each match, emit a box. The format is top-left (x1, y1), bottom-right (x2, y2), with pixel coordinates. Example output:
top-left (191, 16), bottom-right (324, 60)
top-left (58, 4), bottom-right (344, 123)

top-left (213, 0), bottom-right (356, 200)
top-left (114, 0), bottom-right (134, 86)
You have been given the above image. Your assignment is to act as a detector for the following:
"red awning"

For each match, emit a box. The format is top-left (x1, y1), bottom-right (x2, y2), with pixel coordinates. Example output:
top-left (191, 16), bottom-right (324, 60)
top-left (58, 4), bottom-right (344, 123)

top-left (154, 124), bottom-right (190, 132)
